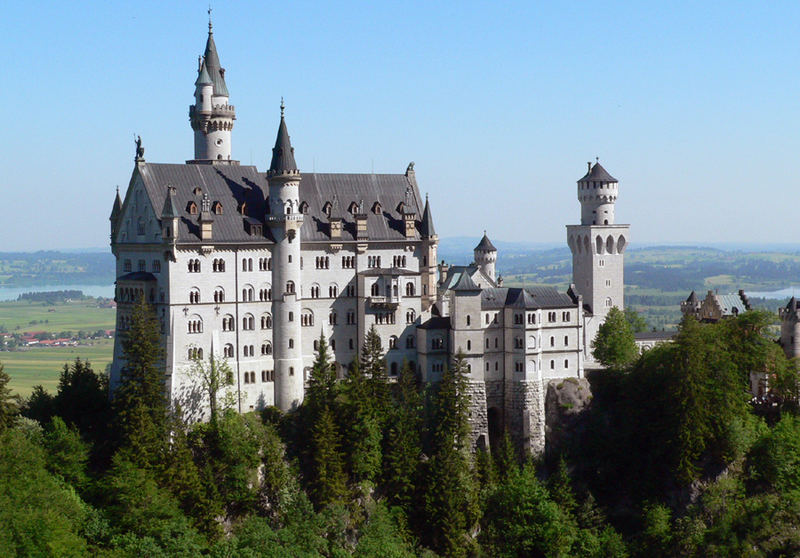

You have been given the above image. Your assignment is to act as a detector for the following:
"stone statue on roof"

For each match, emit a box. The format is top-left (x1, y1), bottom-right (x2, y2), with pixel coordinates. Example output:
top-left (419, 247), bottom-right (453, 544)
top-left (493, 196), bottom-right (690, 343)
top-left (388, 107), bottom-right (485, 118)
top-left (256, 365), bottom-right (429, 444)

top-left (135, 135), bottom-right (145, 161)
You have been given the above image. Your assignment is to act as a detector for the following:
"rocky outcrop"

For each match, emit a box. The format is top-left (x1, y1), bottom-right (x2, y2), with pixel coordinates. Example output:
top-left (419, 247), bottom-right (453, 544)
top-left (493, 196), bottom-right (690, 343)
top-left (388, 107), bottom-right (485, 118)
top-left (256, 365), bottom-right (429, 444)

top-left (545, 377), bottom-right (593, 455)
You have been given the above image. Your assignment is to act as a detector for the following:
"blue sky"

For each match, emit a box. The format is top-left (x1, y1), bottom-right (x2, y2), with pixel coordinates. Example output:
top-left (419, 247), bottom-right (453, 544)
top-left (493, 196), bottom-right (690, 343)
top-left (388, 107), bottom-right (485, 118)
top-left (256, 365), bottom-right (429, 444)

top-left (3, 1), bottom-right (800, 251)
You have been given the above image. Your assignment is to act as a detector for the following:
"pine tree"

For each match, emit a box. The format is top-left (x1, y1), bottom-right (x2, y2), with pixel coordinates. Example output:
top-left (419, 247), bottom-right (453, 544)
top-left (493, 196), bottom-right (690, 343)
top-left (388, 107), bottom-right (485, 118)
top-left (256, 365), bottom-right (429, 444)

top-left (422, 351), bottom-right (479, 557)
top-left (341, 356), bottom-right (383, 486)
top-left (361, 325), bottom-right (390, 419)
top-left (113, 297), bottom-right (167, 460)
top-left (187, 353), bottom-right (235, 425)
top-left (310, 405), bottom-right (348, 507)
top-left (382, 360), bottom-right (422, 511)
top-left (0, 362), bottom-right (20, 431)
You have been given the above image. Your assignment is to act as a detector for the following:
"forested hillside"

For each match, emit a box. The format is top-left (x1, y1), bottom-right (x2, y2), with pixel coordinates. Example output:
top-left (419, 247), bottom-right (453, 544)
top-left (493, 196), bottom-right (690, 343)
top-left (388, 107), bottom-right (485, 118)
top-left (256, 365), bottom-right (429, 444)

top-left (2, 300), bottom-right (800, 556)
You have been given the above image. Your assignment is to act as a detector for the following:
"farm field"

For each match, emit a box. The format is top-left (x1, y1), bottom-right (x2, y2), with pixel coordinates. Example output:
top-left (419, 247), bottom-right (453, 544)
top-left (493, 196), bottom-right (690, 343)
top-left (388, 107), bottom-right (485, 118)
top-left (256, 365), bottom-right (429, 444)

top-left (1, 338), bottom-right (114, 396)
top-left (0, 298), bottom-right (116, 395)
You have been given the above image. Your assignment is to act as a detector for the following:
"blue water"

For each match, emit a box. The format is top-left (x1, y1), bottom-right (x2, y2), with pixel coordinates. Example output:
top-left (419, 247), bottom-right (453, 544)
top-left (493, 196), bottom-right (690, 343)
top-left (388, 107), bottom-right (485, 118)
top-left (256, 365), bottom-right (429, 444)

top-left (748, 287), bottom-right (800, 300)
top-left (0, 284), bottom-right (115, 302)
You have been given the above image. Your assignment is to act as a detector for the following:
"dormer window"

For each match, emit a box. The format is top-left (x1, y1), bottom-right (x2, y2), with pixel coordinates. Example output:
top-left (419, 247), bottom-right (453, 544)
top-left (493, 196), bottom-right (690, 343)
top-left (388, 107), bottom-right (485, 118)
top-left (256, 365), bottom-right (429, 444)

top-left (299, 201), bottom-right (309, 214)
top-left (348, 201), bottom-right (359, 215)
top-left (238, 202), bottom-right (247, 215)
top-left (187, 201), bottom-right (198, 215)
top-left (322, 201), bottom-right (332, 217)
top-left (193, 187), bottom-right (202, 196)
top-left (211, 201), bottom-right (223, 215)
top-left (372, 202), bottom-right (382, 215)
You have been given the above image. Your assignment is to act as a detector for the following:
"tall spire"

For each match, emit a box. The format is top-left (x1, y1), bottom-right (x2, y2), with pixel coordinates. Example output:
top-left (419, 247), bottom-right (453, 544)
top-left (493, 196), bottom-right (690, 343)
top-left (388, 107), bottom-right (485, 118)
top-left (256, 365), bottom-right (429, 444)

top-left (420, 193), bottom-right (436, 238)
top-left (201, 12), bottom-right (228, 97)
top-left (269, 101), bottom-right (298, 176)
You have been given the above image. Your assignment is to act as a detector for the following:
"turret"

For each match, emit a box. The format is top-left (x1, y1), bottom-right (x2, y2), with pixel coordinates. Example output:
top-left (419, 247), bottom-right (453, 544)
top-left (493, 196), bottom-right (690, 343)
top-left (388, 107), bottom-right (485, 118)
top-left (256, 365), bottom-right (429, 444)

top-left (109, 187), bottom-right (123, 243)
top-left (188, 15), bottom-right (236, 163)
top-left (198, 193), bottom-right (214, 241)
top-left (267, 101), bottom-right (304, 411)
top-left (419, 193), bottom-right (438, 311)
top-left (474, 232), bottom-right (497, 283)
top-left (160, 186), bottom-right (179, 242)
top-left (578, 160), bottom-right (618, 225)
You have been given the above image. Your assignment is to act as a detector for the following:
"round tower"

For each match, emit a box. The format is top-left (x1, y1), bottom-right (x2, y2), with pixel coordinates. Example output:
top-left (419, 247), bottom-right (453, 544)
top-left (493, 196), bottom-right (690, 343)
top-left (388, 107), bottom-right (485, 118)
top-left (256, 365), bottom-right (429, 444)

top-left (189, 17), bottom-right (236, 163)
top-left (267, 101), bottom-right (304, 411)
top-left (578, 159), bottom-right (618, 225)
top-left (474, 231), bottom-right (497, 283)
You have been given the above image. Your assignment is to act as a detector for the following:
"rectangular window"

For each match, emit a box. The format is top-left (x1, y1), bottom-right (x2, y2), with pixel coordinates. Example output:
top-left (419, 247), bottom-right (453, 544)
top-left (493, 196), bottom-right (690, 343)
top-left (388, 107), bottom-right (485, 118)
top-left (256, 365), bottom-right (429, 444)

top-left (123, 259), bottom-right (131, 273)
top-left (138, 259), bottom-right (146, 272)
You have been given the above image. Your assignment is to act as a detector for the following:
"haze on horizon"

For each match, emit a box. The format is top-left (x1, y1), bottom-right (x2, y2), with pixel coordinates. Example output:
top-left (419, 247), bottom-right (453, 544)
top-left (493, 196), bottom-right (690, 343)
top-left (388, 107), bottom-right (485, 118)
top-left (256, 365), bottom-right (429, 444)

top-left (3, 1), bottom-right (799, 252)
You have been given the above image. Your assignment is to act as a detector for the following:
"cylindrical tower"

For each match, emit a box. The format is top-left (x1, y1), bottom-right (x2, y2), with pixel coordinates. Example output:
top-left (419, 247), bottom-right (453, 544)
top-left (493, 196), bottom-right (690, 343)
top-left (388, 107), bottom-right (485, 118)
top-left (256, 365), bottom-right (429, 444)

top-left (578, 160), bottom-right (618, 225)
top-left (267, 102), bottom-right (304, 411)
top-left (474, 232), bottom-right (497, 283)
top-left (189, 19), bottom-right (236, 163)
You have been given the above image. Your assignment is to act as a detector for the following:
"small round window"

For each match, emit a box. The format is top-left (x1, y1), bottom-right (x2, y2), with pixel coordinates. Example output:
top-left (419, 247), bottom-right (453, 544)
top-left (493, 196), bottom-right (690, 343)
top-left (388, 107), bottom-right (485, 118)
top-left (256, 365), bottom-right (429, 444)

top-left (215, 138), bottom-right (223, 146)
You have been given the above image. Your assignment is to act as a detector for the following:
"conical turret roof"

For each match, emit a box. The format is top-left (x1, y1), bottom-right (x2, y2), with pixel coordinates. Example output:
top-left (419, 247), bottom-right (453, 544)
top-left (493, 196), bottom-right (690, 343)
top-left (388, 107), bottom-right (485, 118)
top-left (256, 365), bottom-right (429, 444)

top-left (202, 24), bottom-right (229, 97)
top-left (686, 290), bottom-right (698, 304)
top-left (475, 232), bottom-right (496, 252)
top-left (787, 296), bottom-right (797, 311)
top-left (160, 187), bottom-right (178, 219)
top-left (195, 61), bottom-right (212, 86)
top-left (269, 103), bottom-right (298, 175)
top-left (420, 194), bottom-right (436, 237)
top-left (110, 187), bottom-right (123, 220)
top-left (578, 161), bottom-right (617, 183)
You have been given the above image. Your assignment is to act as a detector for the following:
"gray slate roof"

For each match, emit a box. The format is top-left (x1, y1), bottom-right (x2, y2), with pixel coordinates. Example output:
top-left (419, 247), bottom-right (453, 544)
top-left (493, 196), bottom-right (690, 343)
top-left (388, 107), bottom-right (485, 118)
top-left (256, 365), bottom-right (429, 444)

top-left (420, 195), bottom-right (435, 237)
top-left (716, 293), bottom-right (748, 315)
top-left (269, 114), bottom-right (298, 174)
top-left (418, 316), bottom-right (451, 330)
top-left (578, 162), bottom-right (617, 183)
top-left (452, 273), bottom-right (481, 292)
top-left (481, 287), bottom-right (576, 310)
top-left (202, 29), bottom-right (229, 97)
top-left (474, 232), bottom-right (496, 252)
top-left (133, 162), bottom-right (425, 244)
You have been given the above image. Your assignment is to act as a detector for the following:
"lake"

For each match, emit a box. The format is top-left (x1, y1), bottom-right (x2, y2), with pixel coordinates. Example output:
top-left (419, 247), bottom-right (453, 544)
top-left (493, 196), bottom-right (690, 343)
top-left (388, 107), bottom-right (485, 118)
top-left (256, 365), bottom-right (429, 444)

top-left (748, 287), bottom-right (800, 300)
top-left (0, 284), bottom-right (115, 302)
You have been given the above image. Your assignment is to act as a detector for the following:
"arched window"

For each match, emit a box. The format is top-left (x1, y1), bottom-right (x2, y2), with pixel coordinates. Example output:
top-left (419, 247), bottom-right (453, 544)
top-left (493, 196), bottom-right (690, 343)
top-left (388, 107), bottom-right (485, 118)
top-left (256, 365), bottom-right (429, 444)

top-left (189, 288), bottom-right (200, 304)
top-left (405, 282), bottom-right (415, 297)
top-left (286, 281), bottom-right (295, 294)
top-left (329, 311), bottom-right (337, 325)
top-left (606, 297), bottom-right (613, 308)
top-left (187, 201), bottom-right (198, 215)
top-left (406, 309), bottom-right (416, 324)
top-left (299, 201), bottom-right (309, 214)
top-left (243, 314), bottom-right (254, 330)
top-left (596, 235), bottom-right (604, 254)
top-left (288, 339), bottom-right (294, 349)
top-left (302, 310), bottom-right (314, 327)
top-left (261, 342), bottom-right (272, 355)
top-left (466, 315), bottom-right (471, 326)
top-left (222, 314), bottom-right (234, 331)
top-left (311, 285), bottom-right (320, 299)
top-left (389, 336), bottom-right (397, 349)
top-left (213, 287), bottom-right (224, 303)
top-left (371, 283), bottom-right (379, 296)
top-left (329, 284), bottom-right (338, 298)
top-left (188, 316), bottom-right (203, 334)
top-left (224, 344), bottom-right (234, 358)
top-left (261, 314), bottom-right (272, 329)
top-left (212, 201), bottom-right (223, 214)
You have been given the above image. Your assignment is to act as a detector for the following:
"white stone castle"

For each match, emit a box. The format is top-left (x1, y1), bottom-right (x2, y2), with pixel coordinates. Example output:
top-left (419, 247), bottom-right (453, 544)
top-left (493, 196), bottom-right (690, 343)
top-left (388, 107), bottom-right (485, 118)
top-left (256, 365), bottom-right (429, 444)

top-left (109, 21), bottom-right (630, 453)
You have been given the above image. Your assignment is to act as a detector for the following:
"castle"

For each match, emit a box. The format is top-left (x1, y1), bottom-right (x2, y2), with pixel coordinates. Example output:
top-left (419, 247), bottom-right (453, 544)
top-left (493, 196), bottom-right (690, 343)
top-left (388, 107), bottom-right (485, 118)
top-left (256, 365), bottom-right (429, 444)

top-left (109, 21), bottom-right (630, 453)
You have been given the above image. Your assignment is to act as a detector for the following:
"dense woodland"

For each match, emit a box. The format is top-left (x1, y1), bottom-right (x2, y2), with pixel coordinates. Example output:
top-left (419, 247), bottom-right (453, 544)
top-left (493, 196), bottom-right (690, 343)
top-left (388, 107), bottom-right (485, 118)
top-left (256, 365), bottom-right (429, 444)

top-left (2, 299), bottom-right (800, 556)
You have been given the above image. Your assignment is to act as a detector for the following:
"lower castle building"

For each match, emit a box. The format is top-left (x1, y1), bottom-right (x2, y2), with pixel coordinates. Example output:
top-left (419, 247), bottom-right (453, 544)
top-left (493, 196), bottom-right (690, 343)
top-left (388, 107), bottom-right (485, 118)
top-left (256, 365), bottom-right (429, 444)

top-left (109, 20), bottom-right (630, 453)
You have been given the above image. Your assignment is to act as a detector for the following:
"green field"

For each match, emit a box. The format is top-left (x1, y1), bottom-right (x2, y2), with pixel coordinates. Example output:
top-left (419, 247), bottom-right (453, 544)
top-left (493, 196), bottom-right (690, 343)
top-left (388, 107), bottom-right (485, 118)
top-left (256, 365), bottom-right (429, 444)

top-left (0, 298), bottom-right (116, 396)
top-left (1, 338), bottom-right (114, 396)
top-left (0, 298), bottom-right (116, 334)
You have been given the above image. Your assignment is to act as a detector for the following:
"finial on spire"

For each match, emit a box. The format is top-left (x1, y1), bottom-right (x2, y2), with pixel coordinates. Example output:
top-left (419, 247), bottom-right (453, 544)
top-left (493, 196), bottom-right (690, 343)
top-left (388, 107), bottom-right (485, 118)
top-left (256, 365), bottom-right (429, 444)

top-left (280, 97), bottom-right (285, 118)
top-left (208, 6), bottom-right (213, 32)
top-left (596, 156), bottom-right (599, 163)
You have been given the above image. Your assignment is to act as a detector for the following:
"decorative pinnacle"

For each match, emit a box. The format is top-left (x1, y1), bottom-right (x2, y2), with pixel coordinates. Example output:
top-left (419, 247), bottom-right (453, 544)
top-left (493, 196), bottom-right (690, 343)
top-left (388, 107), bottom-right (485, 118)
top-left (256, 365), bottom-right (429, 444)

top-left (280, 97), bottom-right (285, 118)
top-left (208, 6), bottom-right (213, 32)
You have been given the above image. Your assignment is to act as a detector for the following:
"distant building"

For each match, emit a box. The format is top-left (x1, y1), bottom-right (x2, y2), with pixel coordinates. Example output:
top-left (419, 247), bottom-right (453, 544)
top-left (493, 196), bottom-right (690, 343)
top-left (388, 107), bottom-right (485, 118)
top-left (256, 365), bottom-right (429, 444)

top-left (681, 289), bottom-right (751, 322)
top-left (108, 19), bottom-right (631, 454)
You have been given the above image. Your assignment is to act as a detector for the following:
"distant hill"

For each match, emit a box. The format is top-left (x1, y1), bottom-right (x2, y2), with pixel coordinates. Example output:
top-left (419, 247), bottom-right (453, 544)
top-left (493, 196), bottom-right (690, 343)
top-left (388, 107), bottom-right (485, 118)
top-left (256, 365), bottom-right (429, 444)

top-left (0, 251), bottom-right (115, 287)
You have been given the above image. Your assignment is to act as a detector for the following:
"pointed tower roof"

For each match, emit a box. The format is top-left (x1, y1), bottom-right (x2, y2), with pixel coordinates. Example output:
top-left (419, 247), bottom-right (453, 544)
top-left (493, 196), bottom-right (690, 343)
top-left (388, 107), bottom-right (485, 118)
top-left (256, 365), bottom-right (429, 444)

top-left (420, 194), bottom-right (436, 237)
top-left (686, 290), bottom-right (698, 304)
top-left (160, 186), bottom-right (178, 219)
top-left (788, 296), bottom-right (798, 312)
top-left (110, 187), bottom-right (123, 220)
top-left (475, 232), bottom-right (496, 252)
top-left (195, 60), bottom-right (212, 86)
top-left (452, 272), bottom-right (481, 292)
top-left (578, 161), bottom-right (617, 183)
top-left (202, 19), bottom-right (229, 97)
top-left (268, 101), bottom-right (299, 176)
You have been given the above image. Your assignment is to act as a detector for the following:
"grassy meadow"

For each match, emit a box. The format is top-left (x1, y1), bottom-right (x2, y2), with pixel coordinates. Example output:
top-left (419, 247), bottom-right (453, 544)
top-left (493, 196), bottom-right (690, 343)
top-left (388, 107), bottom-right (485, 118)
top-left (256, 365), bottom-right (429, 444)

top-left (0, 299), bottom-right (116, 396)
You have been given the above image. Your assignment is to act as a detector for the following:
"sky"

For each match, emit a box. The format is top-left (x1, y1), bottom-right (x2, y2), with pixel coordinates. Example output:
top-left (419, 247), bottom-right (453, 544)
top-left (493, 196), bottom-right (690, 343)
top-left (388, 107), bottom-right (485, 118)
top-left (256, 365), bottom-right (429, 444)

top-left (3, 1), bottom-right (800, 251)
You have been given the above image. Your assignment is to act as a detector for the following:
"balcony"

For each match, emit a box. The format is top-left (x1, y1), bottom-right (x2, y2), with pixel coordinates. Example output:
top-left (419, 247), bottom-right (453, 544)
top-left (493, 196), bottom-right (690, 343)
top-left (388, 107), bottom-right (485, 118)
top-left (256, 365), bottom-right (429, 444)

top-left (369, 295), bottom-right (400, 309)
